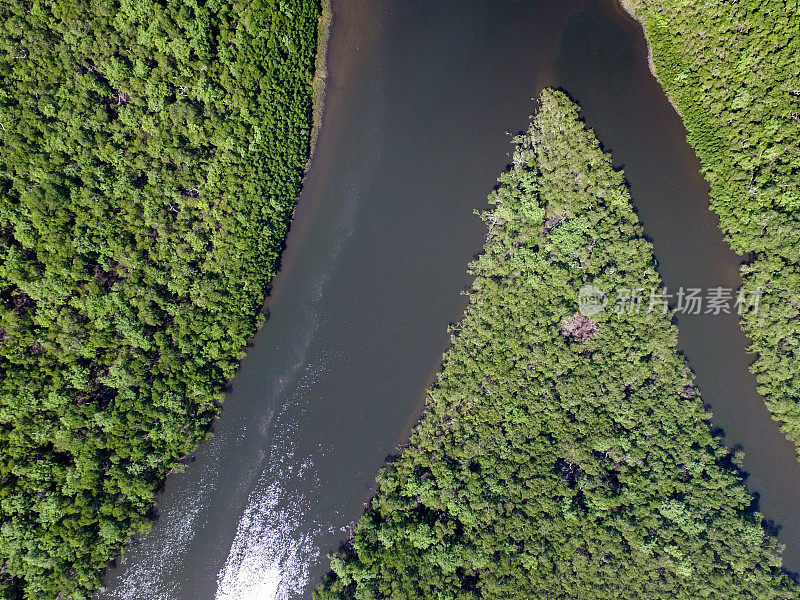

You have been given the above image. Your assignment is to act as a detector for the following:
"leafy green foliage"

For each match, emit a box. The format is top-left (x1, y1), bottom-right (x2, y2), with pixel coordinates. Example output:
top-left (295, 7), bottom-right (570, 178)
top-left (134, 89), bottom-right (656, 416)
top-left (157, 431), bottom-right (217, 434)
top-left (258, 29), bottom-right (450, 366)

top-left (314, 90), bottom-right (795, 600)
top-left (0, 0), bottom-right (320, 597)
top-left (623, 0), bottom-right (800, 456)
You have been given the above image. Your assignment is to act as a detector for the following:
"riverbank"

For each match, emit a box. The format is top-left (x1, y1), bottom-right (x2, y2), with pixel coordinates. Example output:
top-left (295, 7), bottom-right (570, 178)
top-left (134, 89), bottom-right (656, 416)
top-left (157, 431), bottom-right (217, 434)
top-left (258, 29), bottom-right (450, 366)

top-left (309, 0), bottom-right (332, 160)
top-left (615, 0), bottom-right (682, 118)
top-left (0, 2), bottom-right (322, 598)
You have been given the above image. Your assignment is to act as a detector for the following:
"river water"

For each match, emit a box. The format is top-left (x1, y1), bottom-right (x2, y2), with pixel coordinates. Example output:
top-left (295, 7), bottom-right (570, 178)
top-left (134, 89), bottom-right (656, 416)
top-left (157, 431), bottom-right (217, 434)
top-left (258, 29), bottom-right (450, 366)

top-left (98, 1), bottom-right (800, 598)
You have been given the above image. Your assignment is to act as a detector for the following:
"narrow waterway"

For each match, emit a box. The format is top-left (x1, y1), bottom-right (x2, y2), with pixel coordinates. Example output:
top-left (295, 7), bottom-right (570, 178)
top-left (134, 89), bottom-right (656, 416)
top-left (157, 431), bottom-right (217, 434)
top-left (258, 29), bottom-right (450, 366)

top-left (98, 1), bottom-right (800, 598)
top-left (553, 0), bottom-right (800, 566)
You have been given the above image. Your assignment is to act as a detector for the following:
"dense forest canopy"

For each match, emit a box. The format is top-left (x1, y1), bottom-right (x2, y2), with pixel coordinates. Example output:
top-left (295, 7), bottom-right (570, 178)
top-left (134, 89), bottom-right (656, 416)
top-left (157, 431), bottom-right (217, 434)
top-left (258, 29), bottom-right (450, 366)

top-left (621, 0), bottom-right (800, 456)
top-left (315, 90), bottom-right (796, 600)
top-left (0, 0), bottom-right (320, 597)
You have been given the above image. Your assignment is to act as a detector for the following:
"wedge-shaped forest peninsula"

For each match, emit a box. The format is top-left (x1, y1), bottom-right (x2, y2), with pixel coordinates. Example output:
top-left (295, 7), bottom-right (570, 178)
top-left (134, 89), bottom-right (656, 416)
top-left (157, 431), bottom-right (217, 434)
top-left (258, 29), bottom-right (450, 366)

top-left (315, 90), bottom-right (797, 600)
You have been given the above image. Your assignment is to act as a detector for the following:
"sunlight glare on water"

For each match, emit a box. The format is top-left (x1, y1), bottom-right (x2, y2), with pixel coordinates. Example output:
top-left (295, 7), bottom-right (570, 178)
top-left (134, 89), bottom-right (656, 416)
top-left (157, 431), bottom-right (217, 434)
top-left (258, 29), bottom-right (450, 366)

top-left (214, 367), bottom-right (328, 600)
top-left (213, 463), bottom-right (318, 600)
top-left (215, 564), bottom-right (281, 600)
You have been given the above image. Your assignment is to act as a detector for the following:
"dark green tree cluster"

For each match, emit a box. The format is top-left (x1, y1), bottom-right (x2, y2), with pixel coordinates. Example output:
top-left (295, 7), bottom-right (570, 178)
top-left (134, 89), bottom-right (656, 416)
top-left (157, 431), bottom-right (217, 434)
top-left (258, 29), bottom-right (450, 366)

top-left (621, 0), bottom-right (800, 456)
top-left (315, 90), bottom-right (795, 600)
top-left (0, 0), bottom-right (320, 597)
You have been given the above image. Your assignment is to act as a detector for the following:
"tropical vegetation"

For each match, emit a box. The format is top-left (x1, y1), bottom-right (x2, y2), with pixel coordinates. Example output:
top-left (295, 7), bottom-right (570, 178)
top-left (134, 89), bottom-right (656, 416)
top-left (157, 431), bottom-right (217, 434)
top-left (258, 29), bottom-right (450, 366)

top-left (314, 89), bottom-right (796, 600)
top-left (0, 0), bottom-right (320, 597)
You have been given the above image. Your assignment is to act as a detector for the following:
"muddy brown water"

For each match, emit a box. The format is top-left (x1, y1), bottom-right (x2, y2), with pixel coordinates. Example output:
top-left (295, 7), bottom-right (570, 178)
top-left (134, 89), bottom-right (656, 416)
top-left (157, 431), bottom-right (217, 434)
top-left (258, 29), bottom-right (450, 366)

top-left (98, 1), bottom-right (800, 598)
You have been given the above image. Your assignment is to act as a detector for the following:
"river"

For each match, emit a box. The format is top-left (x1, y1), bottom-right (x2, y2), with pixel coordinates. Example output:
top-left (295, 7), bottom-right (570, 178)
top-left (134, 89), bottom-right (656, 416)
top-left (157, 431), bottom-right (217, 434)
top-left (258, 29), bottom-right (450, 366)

top-left (98, 1), bottom-right (800, 598)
